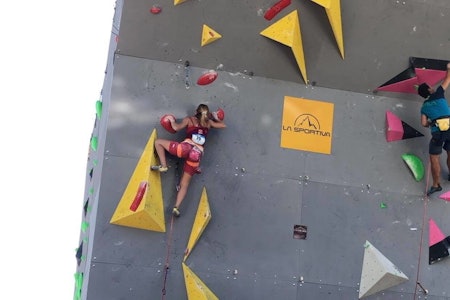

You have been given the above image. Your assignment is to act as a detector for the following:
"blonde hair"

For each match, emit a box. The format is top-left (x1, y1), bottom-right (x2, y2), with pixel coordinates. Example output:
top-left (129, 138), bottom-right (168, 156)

top-left (195, 104), bottom-right (210, 127)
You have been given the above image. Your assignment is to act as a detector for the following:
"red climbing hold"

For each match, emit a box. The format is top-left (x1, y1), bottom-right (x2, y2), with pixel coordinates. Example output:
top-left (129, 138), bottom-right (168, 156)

top-left (130, 182), bottom-right (147, 212)
top-left (197, 71), bottom-right (218, 85)
top-left (264, 0), bottom-right (291, 21)
top-left (214, 108), bottom-right (225, 121)
top-left (160, 114), bottom-right (176, 133)
top-left (150, 5), bottom-right (162, 14)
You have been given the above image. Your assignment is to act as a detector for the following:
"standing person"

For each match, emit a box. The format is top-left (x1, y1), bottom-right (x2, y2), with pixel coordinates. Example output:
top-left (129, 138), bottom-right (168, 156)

top-left (419, 62), bottom-right (450, 196)
top-left (152, 104), bottom-right (226, 216)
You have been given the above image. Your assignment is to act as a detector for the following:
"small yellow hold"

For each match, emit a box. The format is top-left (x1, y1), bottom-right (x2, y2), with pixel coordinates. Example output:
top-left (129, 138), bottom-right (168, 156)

top-left (174, 0), bottom-right (189, 5)
top-left (201, 24), bottom-right (222, 47)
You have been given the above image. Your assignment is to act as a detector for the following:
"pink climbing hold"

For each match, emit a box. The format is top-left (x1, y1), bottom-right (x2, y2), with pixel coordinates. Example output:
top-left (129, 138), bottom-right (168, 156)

top-left (376, 77), bottom-right (418, 94)
top-left (429, 218), bottom-right (446, 247)
top-left (415, 68), bottom-right (446, 87)
top-left (385, 111), bottom-right (403, 142)
top-left (439, 191), bottom-right (450, 202)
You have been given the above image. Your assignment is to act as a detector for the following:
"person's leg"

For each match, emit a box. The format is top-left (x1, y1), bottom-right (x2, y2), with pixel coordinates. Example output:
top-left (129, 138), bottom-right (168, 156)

top-left (153, 139), bottom-right (171, 170)
top-left (447, 151), bottom-right (450, 180)
top-left (429, 154), bottom-right (441, 188)
top-left (427, 134), bottom-right (443, 195)
top-left (443, 138), bottom-right (450, 180)
top-left (172, 171), bottom-right (193, 217)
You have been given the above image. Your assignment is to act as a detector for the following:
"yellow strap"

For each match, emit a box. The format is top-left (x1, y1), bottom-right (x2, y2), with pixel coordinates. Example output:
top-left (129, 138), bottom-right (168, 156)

top-left (436, 118), bottom-right (450, 131)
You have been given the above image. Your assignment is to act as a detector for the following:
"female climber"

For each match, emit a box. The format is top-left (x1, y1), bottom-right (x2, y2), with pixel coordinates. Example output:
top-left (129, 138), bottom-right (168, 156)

top-left (152, 104), bottom-right (226, 217)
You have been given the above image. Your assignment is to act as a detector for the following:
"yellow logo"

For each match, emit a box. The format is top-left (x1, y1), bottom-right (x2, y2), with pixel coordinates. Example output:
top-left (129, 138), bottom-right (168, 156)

top-left (281, 96), bottom-right (334, 154)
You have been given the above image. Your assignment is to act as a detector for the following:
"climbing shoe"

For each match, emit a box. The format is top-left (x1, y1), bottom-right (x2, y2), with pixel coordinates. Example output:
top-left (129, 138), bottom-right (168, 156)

top-left (151, 165), bottom-right (168, 172)
top-left (172, 207), bottom-right (180, 217)
top-left (427, 185), bottom-right (442, 196)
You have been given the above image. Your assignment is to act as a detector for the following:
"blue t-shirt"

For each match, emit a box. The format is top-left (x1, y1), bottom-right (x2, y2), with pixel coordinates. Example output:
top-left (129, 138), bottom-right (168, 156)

top-left (420, 86), bottom-right (450, 132)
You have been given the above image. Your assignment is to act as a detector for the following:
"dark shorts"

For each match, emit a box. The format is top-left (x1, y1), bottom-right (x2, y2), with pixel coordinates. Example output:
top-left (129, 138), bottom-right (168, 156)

top-left (429, 130), bottom-right (450, 155)
top-left (168, 141), bottom-right (202, 176)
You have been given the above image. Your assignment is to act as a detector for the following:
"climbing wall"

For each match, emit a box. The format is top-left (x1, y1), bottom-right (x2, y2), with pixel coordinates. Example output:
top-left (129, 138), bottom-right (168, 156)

top-left (72, 0), bottom-right (124, 298)
top-left (77, 56), bottom-right (450, 299)
top-left (75, 0), bottom-right (450, 299)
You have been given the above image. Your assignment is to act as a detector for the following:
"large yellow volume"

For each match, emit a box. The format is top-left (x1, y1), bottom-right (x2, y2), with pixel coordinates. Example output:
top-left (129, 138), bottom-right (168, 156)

top-left (110, 129), bottom-right (166, 232)
top-left (310, 0), bottom-right (344, 58)
top-left (260, 10), bottom-right (308, 84)
top-left (182, 263), bottom-right (219, 300)
top-left (183, 187), bottom-right (211, 261)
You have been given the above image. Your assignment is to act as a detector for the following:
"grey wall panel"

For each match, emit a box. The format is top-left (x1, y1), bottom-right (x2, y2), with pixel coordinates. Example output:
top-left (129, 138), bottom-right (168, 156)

top-left (92, 56), bottom-right (450, 297)
top-left (173, 265), bottom-right (299, 300)
top-left (299, 182), bottom-right (423, 291)
top-left (202, 272), bottom-right (299, 300)
top-left (117, 0), bottom-right (450, 95)
top-left (185, 173), bottom-right (303, 278)
top-left (417, 199), bottom-right (450, 295)
top-left (302, 89), bottom-right (428, 192)
top-left (86, 56), bottom-right (450, 299)
top-left (85, 262), bottom-right (185, 300)
top-left (297, 283), bottom-right (360, 300)
top-left (296, 282), bottom-right (422, 300)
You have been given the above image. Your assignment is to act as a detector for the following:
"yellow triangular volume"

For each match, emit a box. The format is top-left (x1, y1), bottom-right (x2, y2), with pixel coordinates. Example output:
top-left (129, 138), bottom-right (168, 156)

top-left (201, 25), bottom-right (222, 47)
top-left (174, 0), bottom-right (188, 5)
top-left (184, 187), bottom-right (211, 261)
top-left (311, 0), bottom-right (331, 8)
top-left (182, 263), bottom-right (219, 300)
top-left (110, 129), bottom-right (166, 232)
top-left (260, 10), bottom-right (298, 47)
top-left (260, 10), bottom-right (307, 84)
top-left (311, 0), bottom-right (344, 58)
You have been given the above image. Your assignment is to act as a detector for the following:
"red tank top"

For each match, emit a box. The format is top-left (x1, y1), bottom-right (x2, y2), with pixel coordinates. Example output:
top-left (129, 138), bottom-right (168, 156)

top-left (186, 117), bottom-right (209, 138)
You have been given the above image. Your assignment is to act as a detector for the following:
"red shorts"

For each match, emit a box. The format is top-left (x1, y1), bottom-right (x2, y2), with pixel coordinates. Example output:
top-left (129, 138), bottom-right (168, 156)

top-left (168, 141), bottom-right (201, 176)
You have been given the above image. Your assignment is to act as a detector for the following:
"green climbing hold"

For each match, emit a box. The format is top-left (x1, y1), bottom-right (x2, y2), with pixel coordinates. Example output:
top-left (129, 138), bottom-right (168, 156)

top-left (401, 153), bottom-right (425, 182)
top-left (96, 100), bottom-right (102, 119)
top-left (81, 221), bottom-right (89, 232)
top-left (90, 136), bottom-right (98, 151)
top-left (380, 202), bottom-right (387, 208)
top-left (74, 272), bottom-right (84, 300)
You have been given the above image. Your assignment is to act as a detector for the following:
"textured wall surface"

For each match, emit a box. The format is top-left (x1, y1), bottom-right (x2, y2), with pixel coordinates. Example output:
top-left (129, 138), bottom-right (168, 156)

top-left (75, 0), bottom-right (450, 299)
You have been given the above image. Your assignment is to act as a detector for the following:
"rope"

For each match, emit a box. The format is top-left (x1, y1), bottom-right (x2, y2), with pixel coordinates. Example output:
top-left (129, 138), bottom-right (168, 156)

top-left (161, 163), bottom-right (181, 299)
top-left (413, 161), bottom-right (431, 299)
top-left (161, 215), bottom-right (175, 300)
